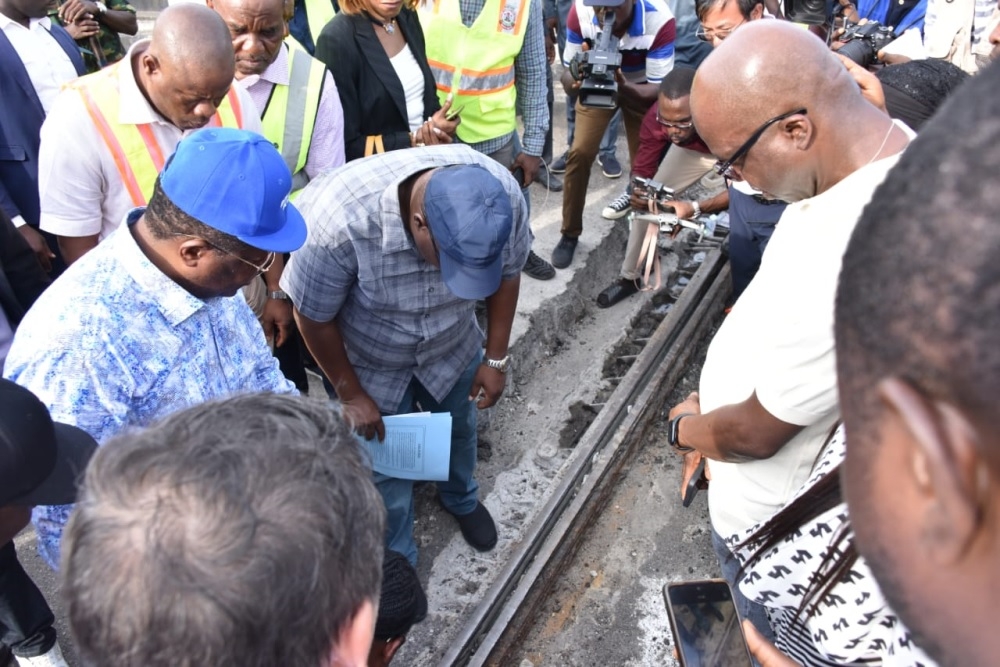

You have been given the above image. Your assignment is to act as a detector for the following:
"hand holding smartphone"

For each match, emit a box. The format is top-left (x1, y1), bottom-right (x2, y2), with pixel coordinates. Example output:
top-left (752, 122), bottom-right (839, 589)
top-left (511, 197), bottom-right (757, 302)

top-left (663, 580), bottom-right (754, 667)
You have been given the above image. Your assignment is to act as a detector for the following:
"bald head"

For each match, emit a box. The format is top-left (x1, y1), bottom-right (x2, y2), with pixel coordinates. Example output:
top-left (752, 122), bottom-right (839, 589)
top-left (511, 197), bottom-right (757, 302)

top-left (691, 21), bottom-right (890, 201)
top-left (137, 5), bottom-right (237, 130)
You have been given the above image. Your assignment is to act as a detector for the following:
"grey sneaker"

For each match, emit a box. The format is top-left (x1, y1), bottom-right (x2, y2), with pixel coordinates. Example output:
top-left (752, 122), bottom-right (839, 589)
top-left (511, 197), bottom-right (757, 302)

top-left (522, 250), bottom-right (556, 280)
top-left (550, 151), bottom-right (568, 174)
top-left (551, 235), bottom-right (578, 269)
top-left (602, 192), bottom-right (632, 220)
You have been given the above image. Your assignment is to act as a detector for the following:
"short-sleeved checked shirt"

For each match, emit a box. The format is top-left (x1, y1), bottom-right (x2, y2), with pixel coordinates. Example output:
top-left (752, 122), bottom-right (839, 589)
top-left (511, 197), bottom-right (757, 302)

top-left (281, 144), bottom-right (531, 413)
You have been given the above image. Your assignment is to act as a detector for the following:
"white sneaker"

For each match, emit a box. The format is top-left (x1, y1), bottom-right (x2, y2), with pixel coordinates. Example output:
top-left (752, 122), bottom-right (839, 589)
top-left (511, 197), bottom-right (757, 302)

top-left (602, 192), bottom-right (632, 220)
top-left (17, 644), bottom-right (68, 667)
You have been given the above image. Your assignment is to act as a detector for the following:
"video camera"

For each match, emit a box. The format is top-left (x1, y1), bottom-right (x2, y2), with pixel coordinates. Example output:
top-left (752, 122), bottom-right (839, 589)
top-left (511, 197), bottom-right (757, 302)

top-left (838, 20), bottom-right (894, 69)
top-left (568, 11), bottom-right (623, 108)
top-left (631, 176), bottom-right (676, 208)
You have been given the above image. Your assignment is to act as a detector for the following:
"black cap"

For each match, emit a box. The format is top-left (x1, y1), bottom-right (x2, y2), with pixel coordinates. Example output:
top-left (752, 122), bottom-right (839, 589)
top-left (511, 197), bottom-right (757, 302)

top-left (0, 379), bottom-right (98, 507)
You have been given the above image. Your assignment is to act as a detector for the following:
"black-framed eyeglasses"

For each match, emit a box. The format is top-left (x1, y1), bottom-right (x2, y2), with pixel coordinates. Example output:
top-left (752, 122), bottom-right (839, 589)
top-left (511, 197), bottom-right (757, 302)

top-left (655, 110), bottom-right (694, 129)
top-left (176, 234), bottom-right (275, 277)
top-left (713, 108), bottom-right (807, 180)
top-left (695, 19), bottom-right (745, 42)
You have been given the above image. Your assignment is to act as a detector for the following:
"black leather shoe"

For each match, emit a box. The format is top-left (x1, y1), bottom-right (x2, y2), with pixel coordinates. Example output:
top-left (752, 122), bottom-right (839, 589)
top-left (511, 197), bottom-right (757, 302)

top-left (551, 235), bottom-right (578, 269)
top-left (596, 278), bottom-right (639, 308)
top-left (449, 501), bottom-right (498, 552)
top-left (523, 250), bottom-right (556, 280)
top-left (535, 166), bottom-right (563, 192)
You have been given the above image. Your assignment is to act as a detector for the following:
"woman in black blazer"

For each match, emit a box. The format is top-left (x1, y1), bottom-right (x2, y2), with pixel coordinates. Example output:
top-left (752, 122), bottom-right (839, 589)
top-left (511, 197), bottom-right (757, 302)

top-left (316, 0), bottom-right (459, 161)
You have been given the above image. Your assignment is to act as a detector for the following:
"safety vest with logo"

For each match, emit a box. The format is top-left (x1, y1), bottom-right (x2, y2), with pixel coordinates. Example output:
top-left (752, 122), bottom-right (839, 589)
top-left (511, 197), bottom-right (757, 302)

top-left (69, 61), bottom-right (245, 207)
top-left (260, 44), bottom-right (326, 197)
top-left (420, 0), bottom-right (529, 145)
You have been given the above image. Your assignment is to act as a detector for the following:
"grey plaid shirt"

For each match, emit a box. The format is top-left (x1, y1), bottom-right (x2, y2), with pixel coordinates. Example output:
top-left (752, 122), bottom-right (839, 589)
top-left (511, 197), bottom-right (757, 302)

top-left (281, 145), bottom-right (531, 412)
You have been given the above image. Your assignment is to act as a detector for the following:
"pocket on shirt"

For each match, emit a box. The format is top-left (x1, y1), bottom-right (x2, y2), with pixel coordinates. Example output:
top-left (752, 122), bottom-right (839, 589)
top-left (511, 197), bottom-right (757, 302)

top-left (0, 145), bottom-right (27, 162)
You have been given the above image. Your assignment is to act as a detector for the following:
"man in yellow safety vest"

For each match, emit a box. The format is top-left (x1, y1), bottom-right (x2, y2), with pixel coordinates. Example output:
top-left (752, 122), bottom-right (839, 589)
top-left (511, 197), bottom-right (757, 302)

top-left (36, 3), bottom-right (263, 265)
top-left (211, 0), bottom-right (344, 382)
top-left (419, 0), bottom-right (558, 282)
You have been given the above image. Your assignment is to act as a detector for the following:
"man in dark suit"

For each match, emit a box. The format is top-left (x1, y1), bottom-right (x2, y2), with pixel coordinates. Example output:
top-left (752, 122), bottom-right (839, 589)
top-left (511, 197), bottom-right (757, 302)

top-left (0, 211), bottom-right (65, 666)
top-left (0, 0), bottom-right (85, 275)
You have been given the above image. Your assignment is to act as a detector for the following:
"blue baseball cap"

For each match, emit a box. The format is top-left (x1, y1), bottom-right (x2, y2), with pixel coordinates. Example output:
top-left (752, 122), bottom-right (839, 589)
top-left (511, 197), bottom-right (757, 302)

top-left (159, 128), bottom-right (307, 253)
top-left (423, 165), bottom-right (513, 300)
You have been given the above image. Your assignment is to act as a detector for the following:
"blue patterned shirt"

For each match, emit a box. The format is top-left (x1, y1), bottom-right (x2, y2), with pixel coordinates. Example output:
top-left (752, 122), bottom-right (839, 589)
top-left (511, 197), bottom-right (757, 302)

top-left (4, 210), bottom-right (295, 568)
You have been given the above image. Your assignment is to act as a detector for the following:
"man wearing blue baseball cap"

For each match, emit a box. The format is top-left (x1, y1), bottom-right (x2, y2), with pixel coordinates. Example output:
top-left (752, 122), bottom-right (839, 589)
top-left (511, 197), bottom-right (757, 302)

top-left (282, 144), bottom-right (531, 565)
top-left (4, 127), bottom-right (307, 569)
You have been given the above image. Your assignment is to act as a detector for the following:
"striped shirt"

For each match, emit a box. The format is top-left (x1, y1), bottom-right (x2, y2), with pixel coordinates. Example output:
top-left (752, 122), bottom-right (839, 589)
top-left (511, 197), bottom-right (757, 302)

top-left (564, 0), bottom-right (676, 84)
top-left (280, 145), bottom-right (531, 412)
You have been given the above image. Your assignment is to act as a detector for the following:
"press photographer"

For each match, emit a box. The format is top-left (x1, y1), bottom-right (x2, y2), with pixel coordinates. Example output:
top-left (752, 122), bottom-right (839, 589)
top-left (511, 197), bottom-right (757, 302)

top-left (551, 0), bottom-right (677, 270)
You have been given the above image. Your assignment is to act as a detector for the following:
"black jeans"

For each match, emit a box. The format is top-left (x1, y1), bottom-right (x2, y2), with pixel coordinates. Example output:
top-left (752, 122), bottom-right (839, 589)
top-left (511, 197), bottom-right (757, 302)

top-left (0, 541), bottom-right (56, 658)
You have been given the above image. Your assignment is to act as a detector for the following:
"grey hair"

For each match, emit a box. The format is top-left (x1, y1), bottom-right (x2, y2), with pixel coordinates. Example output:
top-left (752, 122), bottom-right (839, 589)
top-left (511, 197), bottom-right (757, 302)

top-left (61, 393), bottom-right (385, 667)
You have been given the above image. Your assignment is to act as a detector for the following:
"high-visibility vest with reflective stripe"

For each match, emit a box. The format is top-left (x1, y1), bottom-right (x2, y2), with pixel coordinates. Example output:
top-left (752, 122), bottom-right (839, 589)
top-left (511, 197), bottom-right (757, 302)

top-left (69, 62), bottom-right (245, 207)
top-left (260, 45), bottom-right (325, 197)
top-left (420, 0), bottom-right (529, 145)
top-left (306, 0), bottom-right (336, 48)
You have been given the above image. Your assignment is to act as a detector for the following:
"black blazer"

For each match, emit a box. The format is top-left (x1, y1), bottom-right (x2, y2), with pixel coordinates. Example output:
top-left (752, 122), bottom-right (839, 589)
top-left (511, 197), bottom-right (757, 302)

top-left (316, 9), bottom-right (441, 162)
top-left (0, 210), bottom-right (50, 330)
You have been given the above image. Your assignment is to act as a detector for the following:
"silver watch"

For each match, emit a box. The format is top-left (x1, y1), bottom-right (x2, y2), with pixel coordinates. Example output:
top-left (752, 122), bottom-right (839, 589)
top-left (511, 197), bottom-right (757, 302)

top-left (268, 290), bottom-right (289, 301)
top-left (95, 1), bottom-right (107, 13)
top-left (483, 355), bottom-right (510, 373)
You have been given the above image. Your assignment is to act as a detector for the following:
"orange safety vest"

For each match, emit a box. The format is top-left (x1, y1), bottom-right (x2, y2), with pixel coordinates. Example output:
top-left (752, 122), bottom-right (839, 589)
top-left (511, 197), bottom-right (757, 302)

top-left (68, 62), bottom-right (245, 207)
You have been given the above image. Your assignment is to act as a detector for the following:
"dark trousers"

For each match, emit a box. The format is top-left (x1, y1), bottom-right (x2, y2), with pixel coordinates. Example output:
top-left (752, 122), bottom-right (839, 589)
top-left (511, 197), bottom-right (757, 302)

top-left (727, 187), bottom-right (787, 301)
top-left (0, 541), bottom-right (56, 658)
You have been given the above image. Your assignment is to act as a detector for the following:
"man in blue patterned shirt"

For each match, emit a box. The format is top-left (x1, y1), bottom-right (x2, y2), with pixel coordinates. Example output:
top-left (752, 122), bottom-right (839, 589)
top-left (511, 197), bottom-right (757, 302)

top-left (4, 128), bottom-right (307, 569)
top-left (282, 145), bottom-right (531, 565)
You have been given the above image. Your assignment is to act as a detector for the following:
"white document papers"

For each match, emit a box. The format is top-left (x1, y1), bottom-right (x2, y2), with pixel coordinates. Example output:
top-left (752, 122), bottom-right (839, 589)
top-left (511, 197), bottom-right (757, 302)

top-left (359, 412), bottom-right (452, 481)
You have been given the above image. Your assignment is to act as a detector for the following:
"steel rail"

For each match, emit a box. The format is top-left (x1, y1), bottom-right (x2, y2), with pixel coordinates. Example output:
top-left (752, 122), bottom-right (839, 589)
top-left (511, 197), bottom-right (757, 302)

top-left (440, 248), bottom-right (731, 666)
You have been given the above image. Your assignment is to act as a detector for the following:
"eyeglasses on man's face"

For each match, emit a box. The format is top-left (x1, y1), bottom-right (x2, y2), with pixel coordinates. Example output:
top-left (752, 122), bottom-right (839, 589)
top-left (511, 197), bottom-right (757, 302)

top-left (175, 234), bottom-right (276, 277)
top-left (713, 108), bottom-right (808, 180)
top-left (655, 110), bottom-right (694, 129)
top-left (695, 18), bottom-right (746, 42)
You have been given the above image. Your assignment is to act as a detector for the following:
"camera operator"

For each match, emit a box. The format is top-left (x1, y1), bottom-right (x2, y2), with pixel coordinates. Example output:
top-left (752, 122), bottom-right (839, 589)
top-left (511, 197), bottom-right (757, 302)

top-left (595, 67), bottom-right (728, 308)
top-left (551, 0), bottom-right (676, 269)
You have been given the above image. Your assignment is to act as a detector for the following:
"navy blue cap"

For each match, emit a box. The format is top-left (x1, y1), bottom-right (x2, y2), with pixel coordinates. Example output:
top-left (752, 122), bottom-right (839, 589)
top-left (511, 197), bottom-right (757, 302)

top-left (423, 165), bottom-right (513, 300)
top-left (0, 380), bottom-right (98, 507)
top-left (160, 128), bottom-right (307, 253)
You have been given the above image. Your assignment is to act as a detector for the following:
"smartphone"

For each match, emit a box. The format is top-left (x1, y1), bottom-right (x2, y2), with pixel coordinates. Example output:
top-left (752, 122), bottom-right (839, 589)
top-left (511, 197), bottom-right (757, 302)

top-left (682, 458), bottom-right (706, 508)
top-left (511, 166), bottom-right (526, 188)
top-left (445, 103), bottom-right (465, 121)
top-left (663, 580), bottom-right (753, 667)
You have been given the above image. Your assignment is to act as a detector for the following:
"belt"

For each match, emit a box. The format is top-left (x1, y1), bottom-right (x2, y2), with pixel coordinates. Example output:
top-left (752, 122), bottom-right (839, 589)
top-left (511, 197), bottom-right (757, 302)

top-left (751, 194), bottom-right (786, 206)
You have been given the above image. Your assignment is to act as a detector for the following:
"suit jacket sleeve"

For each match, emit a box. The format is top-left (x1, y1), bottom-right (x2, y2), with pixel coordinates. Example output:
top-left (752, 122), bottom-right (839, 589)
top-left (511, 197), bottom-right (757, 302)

top-left (318, 15), bottom-right (414, 161)
top-left (0, 209), bottom-right (50, 323)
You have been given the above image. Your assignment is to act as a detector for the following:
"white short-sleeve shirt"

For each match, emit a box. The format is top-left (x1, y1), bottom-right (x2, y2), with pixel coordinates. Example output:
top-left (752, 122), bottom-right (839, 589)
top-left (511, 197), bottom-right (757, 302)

top-left (37, 39), bottom-right (263, 241)
top-left (700, 124), bottom-right (912, 538)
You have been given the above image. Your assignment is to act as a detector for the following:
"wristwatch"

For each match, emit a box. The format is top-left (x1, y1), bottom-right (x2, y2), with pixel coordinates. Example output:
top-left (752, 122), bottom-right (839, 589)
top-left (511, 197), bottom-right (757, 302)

top-left (95, 1), bottom-right (107, 14)
top-left (668, 412), bottom-right (695, 453)
top-left (268, 290), bottom-right (289, 301)
top-left (483, 355), bottom-right (510, 373)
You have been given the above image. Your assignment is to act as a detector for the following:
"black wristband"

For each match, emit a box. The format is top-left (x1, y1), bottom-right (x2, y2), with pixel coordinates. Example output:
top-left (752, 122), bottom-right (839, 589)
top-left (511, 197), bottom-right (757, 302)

top-left (668, 412), bottom-right (695, 453)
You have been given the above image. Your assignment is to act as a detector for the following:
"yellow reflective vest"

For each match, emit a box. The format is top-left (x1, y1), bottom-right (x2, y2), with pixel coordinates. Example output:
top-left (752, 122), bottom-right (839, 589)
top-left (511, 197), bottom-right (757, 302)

top-left (260, 44), bottom-right (326, 197)
top-left (69, 61), bottom-right (245, 207)
top-left (420, 0), bottom-right (529, 144)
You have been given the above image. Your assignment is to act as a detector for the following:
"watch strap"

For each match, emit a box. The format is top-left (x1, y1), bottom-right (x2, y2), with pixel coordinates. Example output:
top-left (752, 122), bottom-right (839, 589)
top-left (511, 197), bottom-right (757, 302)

top-left (668, 412), bottom-right (695, 453)
top-left (268, 290), bottom-right (289, 301)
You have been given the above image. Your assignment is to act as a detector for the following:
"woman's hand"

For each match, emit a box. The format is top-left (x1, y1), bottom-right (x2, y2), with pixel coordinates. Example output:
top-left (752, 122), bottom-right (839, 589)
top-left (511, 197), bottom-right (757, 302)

top-left (430, 96), bottom-right (461, 137)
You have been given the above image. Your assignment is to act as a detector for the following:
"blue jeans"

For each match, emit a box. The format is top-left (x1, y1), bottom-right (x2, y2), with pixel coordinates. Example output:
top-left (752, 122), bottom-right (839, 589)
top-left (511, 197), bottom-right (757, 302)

top-left (727, 187), bottom-right (787, 301)
top-left (711, 529), bottom-right (775, 647)
top-left (375, 349), bottom-right (483, 565)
